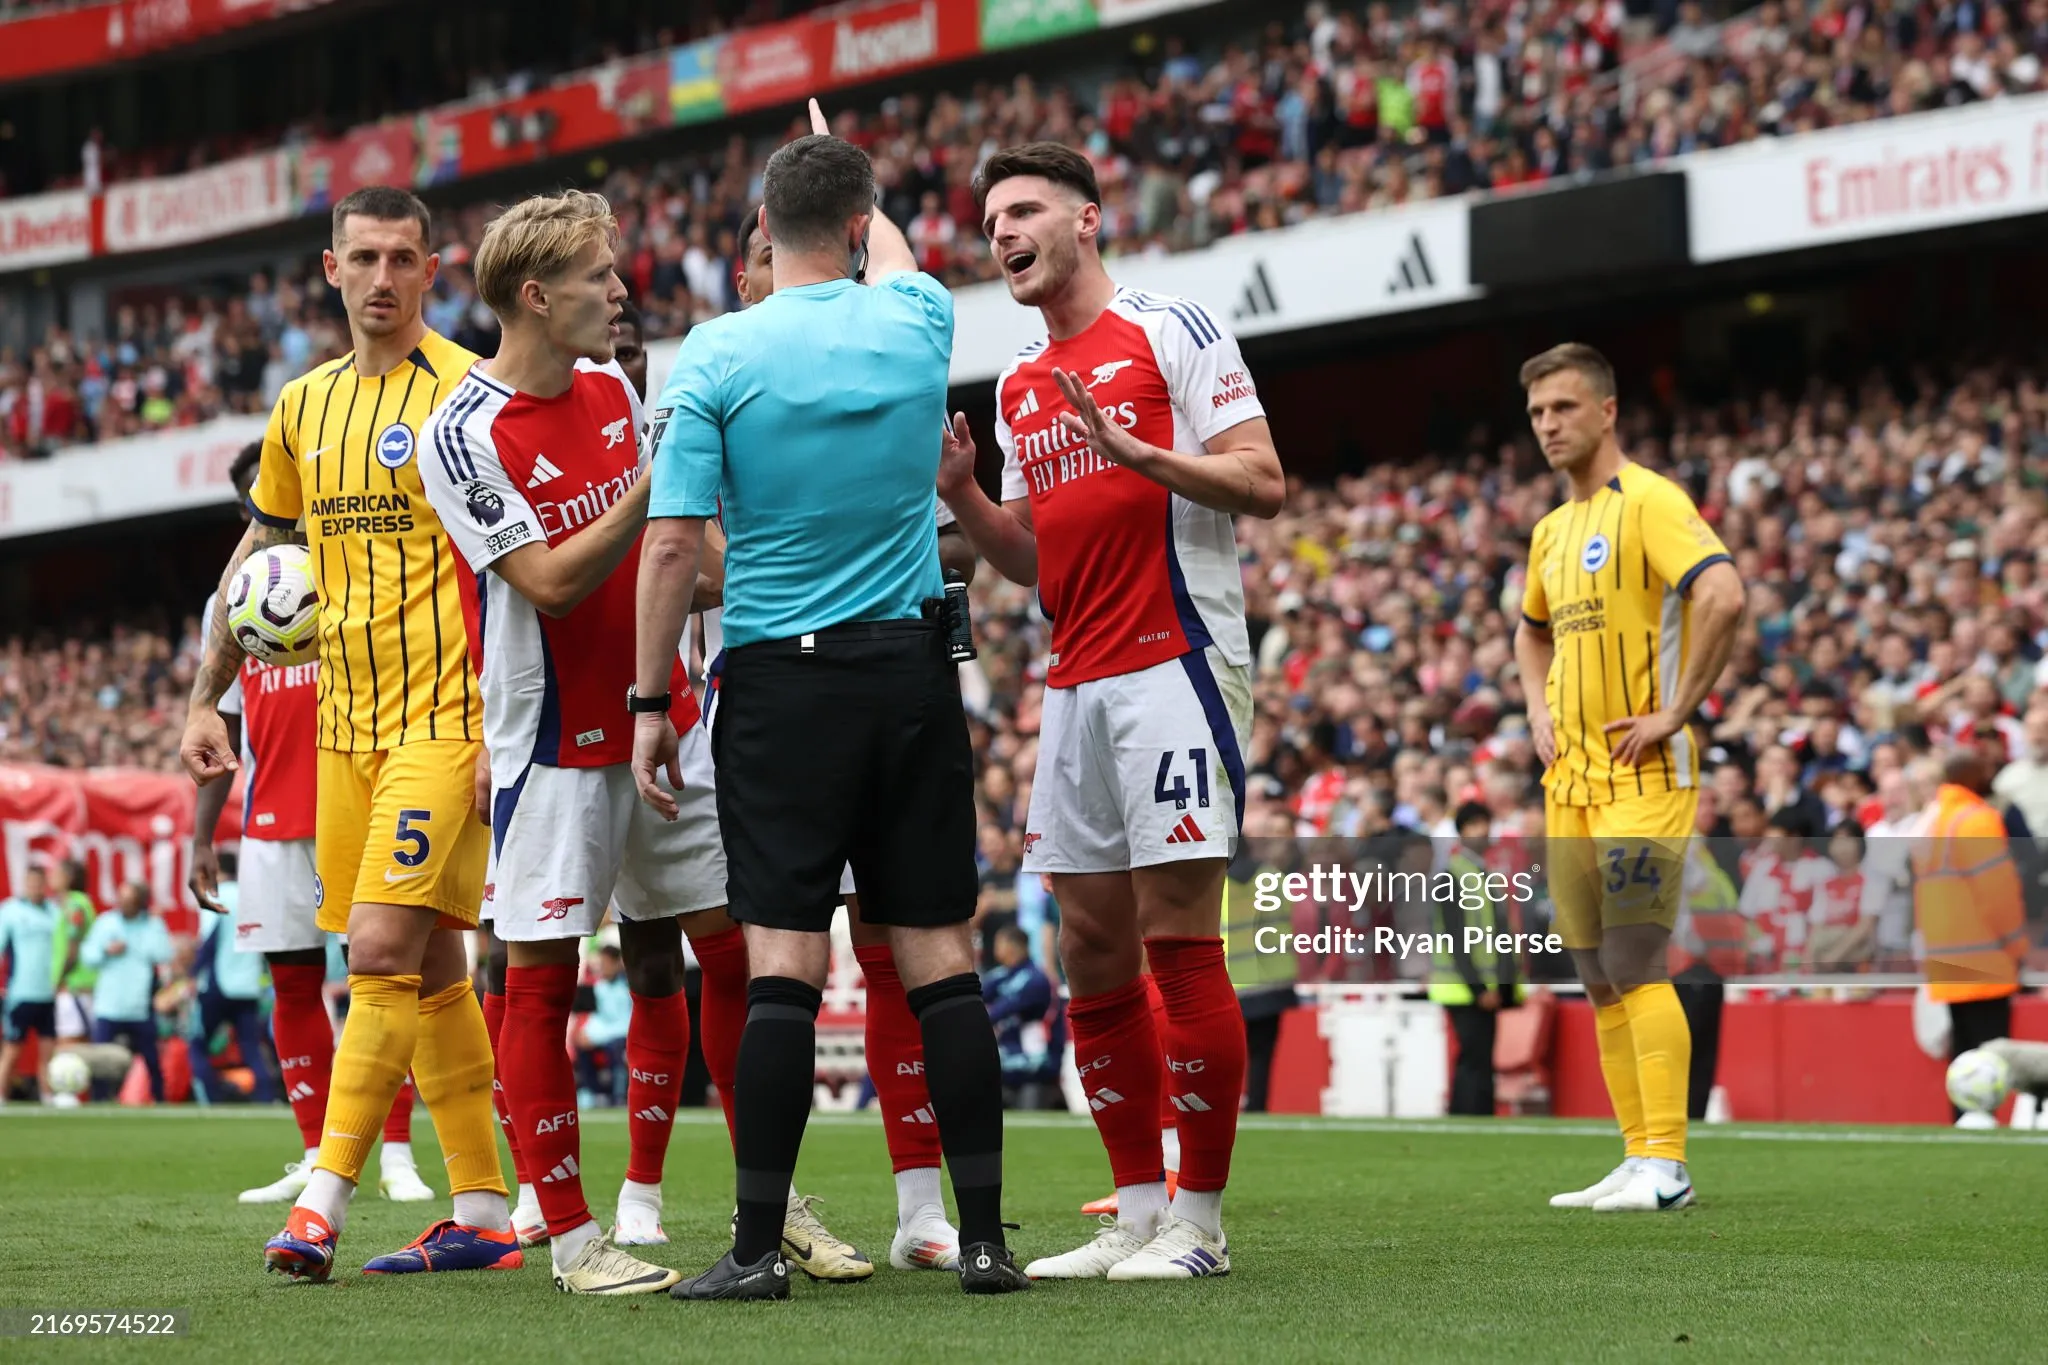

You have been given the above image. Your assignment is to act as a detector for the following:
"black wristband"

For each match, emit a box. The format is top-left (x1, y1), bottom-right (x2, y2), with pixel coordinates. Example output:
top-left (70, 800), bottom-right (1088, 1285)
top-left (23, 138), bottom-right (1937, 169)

top-left (626, 685), bottom-right (672, 714)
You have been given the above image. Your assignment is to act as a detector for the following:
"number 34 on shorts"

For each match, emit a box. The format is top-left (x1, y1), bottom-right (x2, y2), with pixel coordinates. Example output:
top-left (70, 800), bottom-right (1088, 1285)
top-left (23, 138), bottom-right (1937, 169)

top-left (314, 741), bottom-right (492, 931)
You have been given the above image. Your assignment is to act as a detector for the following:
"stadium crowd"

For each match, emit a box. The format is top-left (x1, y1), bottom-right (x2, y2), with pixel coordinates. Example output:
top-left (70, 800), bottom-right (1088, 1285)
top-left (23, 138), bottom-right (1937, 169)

top-left (13, 0), bottom-right (2048, 457)
top-left (9, 355), bottom-right (2048, 990)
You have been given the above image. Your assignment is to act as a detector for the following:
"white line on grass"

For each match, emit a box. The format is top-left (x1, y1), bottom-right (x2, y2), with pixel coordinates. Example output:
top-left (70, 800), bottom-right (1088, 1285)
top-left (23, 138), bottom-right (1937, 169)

top-left (6, 1105), bottom-right (2045, 1145)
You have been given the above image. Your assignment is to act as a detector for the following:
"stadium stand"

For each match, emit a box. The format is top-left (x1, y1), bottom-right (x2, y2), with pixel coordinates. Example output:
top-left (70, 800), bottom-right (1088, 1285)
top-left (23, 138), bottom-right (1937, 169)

top-left (11, 0), bottom-right (2048, 458)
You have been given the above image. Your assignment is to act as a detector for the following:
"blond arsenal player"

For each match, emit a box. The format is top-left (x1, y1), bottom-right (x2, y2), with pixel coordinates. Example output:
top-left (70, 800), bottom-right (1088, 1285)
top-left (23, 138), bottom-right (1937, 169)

top-left (936, 142), bottom-right (1283, 1281)
top-left (180, 186), bottom-right (513, 1280)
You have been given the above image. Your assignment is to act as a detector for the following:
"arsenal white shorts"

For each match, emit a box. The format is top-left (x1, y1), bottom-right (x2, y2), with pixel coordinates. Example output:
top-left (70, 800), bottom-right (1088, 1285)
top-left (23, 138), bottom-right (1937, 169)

top-left (1021, 646), bottom-right (1253, 875)
top-left (235, 836), bottom-right (324, 954)
top-left (487, 722), bottom-right (727, 941)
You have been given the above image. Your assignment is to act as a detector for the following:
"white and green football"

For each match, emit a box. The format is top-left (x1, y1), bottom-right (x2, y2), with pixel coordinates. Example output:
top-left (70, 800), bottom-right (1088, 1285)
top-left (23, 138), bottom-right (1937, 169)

top-left (226, 544), bottom-right (320, 667)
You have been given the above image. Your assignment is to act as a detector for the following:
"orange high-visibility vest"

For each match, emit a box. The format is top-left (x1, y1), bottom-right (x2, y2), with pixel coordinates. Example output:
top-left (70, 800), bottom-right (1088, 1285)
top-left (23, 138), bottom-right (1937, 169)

top-left (1912, 784), bottom-right (2027, 1003)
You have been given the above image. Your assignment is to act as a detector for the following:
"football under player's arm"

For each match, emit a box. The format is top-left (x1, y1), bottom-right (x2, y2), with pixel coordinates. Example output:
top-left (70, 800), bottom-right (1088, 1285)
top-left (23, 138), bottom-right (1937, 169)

top-left (938, 412), bottom-right (1037, 587)
top-left (185, 405), bottom-right (305, 781)
top-left (489, 474), bottom-right (652, 618)
top-left (1514, 533), bottom-right (1559, 769)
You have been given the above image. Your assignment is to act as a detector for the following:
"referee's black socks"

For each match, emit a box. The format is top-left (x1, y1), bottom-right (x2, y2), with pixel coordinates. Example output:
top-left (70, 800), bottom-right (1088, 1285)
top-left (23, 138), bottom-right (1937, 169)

top-left (906, 973), bottom-right (1008, 1250)
top-left (732, 975), bottom-right (822, 1266)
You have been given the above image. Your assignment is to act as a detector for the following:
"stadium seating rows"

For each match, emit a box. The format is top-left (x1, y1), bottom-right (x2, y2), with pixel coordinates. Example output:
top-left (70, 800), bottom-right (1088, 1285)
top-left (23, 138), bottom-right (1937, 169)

top-left (10, 0), bottom-right (2048, 459)
top-left (11, 355), bottom-right (2047, 980)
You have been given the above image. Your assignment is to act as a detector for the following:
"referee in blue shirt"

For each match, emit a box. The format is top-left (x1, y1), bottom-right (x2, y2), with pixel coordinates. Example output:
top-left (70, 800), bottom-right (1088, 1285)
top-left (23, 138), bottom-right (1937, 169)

top-left (632, 103), bottom-right (1025, 1300)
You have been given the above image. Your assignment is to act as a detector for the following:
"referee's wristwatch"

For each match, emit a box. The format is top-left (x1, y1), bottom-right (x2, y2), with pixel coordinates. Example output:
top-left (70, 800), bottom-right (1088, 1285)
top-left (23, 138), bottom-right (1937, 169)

top-left (626, 684), bottom-right (671, 715)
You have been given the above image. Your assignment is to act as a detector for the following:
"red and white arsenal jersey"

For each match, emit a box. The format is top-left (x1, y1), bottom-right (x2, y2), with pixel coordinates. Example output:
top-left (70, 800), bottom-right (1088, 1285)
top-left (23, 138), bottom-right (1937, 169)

top-left (995, 287), bottom-right (1264, 688)
top-left (217, 639), bottom-right (318, 843)
top-left (419, 360), bottom-right (698, 771)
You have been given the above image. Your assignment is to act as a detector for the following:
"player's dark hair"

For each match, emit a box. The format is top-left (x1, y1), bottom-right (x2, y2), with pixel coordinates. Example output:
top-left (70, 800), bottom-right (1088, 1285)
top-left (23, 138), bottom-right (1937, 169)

top-left (972, 141), bottom-right (1102, 216)
top-left (229, 440), bottom-right (263, 496)
top-left (615, 297), bottom-right (642, 342)
top-left (1519, 342), bottom-right (1616, 400)
top-left (332, 186), bottom-right (433, 249)
top-left (737, 205), bottom-right (765, 263)
top-left (761, 137), bottom-right (873, 256)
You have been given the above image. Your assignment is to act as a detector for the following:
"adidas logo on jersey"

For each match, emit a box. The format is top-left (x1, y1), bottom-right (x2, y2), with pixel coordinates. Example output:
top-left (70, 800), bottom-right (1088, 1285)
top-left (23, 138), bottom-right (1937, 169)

top-left (1165, 815), bottom-right (1207, 845)
top-left (526, 454), bottom-right (565, 488)
top-left (286, 1082), bottom-right (316, 1102)
top-left (1011, 388), bottom-right (1040, 422)
top-left (899, 1106), bottom-right (936, 1125)
top-left (1170, 1092), bottom-right (1213, 1113)
top-left (541, 1155), bottom-right (580, 1184)
top-left (633, 1105), bottom-right (670, 1123)
top-left (1086, 1087), bottom-right (1126, 1111)
top-left (1385, 232), bottom-right (1436, 295)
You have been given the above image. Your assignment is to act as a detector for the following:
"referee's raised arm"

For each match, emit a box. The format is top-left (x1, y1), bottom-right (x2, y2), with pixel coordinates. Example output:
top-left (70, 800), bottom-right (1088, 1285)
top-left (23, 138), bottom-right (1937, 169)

top-left (641, 105), bottom-right (1028, 1302)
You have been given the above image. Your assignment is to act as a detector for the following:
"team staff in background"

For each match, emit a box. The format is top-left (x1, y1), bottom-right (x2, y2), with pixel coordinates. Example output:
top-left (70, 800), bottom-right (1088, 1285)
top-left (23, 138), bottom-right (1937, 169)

top-left (937, 141), bottom-right (1284, 1281)
top-left (191, 441), bottom-right (434, 1208)
top-left (1912, 749), bottom-right (2028, 1123)
top-left (1514, 342), bottom-right (1744, 1213)
top-left (634, 100), bottom-right (1026, 1300)
top-left (179, 185), bottom-right (513, 1281)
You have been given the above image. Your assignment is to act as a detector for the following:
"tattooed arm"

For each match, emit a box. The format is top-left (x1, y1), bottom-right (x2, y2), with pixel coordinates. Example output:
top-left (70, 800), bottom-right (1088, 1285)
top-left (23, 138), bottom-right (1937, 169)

top-left (181, 519), bottom-right (304, 784)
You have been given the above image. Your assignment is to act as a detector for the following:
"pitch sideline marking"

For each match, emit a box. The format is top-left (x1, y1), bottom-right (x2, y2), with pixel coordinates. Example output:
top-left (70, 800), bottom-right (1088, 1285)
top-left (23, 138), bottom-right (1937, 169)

top-left (6, 1106), bottom-right (2045, 1145)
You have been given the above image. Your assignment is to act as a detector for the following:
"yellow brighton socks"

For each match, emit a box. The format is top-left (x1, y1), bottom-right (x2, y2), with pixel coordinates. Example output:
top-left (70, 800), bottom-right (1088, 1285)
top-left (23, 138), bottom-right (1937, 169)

top-left (315, 974), bottom-right (422, 1183)
top-left (1595, 998), bottom-right (1649, 1158)
top-left (410, 979), bottom-right (509, 1197)
top-left (1623, 982), bottom-right (1692, 1164)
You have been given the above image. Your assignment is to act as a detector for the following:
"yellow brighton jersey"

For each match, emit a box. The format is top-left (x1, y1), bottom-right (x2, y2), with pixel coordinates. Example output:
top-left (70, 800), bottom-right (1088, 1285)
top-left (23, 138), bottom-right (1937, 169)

top-left (1521, 461), bottom-right (1731, 806)
top-left (247, 331), bottom-right (482, 751)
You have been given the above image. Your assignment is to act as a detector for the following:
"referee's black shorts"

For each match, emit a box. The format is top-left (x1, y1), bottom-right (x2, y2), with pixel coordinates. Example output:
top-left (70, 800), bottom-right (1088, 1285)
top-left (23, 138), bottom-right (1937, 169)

top-left (710, 618), bottom-right (977, 933)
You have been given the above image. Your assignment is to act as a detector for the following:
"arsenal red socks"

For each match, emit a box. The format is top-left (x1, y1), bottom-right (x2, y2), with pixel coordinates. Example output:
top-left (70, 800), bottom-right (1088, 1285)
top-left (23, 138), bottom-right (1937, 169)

top-left (383, 1076), bottom-right (416, 1144)
top-left (1145, 936), bottom-right (1246, 1207)
top-left (268, 962), bottom-right (333, 1153)
top-left (481, 987), bottom-right (530, 1186)
top-left (688, 927), bottom-right (748, 1146)
top-left (854, 944), bottom-right (942, 1175)
top-left (624, 990), bottom-right (688, 1185)
top-left (1066, 975), bottom-right (1167, 1192)
top-left (500, 963), bottom-right (589, 1239)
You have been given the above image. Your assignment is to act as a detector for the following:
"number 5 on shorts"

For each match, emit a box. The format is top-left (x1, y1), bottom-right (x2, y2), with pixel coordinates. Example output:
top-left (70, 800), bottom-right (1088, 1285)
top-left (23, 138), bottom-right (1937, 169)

top-left (393, 809), bottom-right (433, 868)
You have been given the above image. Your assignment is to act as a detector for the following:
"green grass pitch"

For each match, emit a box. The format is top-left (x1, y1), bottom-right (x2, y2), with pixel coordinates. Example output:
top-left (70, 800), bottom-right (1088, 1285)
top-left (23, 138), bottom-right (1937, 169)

top-left (2, 1107), bottom-right (2044, 1363)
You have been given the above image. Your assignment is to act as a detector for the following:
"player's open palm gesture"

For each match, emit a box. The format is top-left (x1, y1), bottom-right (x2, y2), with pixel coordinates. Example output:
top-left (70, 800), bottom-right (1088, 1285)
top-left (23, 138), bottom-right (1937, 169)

top-left (180, 708), bottom-right (238, 786)
top-left (632, 713), bottom-right (685, 821)
top-left (1052, 368), bottom-right (1146, 470)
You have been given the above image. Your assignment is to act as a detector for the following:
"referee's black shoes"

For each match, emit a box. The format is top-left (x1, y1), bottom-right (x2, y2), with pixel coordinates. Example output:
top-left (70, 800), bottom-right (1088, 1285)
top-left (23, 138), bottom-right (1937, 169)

top-left (958, 1242), bottom-right (1031, 1294)
top-left (669, 1248), bottom-right (791, 1301)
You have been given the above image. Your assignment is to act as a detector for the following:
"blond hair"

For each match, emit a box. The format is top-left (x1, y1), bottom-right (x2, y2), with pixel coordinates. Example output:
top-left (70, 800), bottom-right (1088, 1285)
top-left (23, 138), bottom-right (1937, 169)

top-left (473, 190), bottom-right (618, 318)
top-left (1518, 342), bottom-right (1616, 399)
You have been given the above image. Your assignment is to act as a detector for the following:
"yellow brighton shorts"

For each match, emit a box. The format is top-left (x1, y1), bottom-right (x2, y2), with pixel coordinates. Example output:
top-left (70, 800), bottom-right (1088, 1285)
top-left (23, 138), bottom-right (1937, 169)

top-left (1545, 788), bottom-right (1699, 951)
top-left (314, 740), bottom-right (490, 933)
